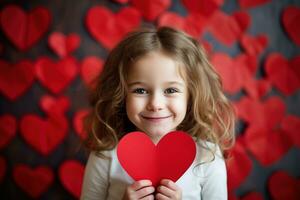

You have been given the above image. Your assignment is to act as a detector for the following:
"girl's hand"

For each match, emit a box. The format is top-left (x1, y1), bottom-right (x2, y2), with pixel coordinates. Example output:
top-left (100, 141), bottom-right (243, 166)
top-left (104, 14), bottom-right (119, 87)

top-left (155, 179), bottom-right (182, 200)
top-left (122, 180), bottom-right (155, 200)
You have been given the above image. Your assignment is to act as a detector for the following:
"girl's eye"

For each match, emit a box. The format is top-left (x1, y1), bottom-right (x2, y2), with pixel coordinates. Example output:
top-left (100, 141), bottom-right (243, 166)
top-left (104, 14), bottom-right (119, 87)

top-left (133, 88), bottom-right (148, 94)
top-left (165, 88), bottom-right (179, 94)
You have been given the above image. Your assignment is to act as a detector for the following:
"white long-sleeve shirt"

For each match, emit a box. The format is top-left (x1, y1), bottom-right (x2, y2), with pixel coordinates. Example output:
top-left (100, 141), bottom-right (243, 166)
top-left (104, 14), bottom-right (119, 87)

top-left (81, 139), bottom-right (227, 200)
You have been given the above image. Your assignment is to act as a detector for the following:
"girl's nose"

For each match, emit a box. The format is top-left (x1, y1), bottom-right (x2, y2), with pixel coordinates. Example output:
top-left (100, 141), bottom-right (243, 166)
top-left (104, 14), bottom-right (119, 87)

top-left (146, 93), bottom-right (164, 111)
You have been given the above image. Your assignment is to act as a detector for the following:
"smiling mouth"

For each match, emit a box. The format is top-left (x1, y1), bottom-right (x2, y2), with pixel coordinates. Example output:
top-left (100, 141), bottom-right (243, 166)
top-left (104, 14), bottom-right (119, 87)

top-left (142, 115), bottom-right (172, 122)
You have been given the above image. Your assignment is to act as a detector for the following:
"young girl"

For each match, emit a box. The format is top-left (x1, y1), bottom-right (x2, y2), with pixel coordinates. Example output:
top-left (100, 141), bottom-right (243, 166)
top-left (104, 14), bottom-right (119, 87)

top-left (81, 26), bottom-right (235, 200)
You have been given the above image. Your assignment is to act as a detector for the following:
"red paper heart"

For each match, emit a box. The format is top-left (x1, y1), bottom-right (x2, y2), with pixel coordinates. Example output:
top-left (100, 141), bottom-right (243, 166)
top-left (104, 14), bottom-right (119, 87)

top-left (232, 11), bottom-right (251, 33)
top-left (238, 0), bottom-right (271, 9)
top-left (0, 59), bottom-right (35, 100)
top-left (117, 131), bottom-right (196, 187)
top-left (20, 114), bottom-right (68, 155)
top-left (244, 127), bottom-right (291, 166)
top-left (268, 171), bottom-right (300, 200)
top-left (59, 160), bottom-right (85, 198)
top-left (39, 95), bottom-right (70, 116)
top-left (244, 78), bottom-right (271, 99)
top-left (131, 0), bottom-right (171, 21)
top-left (13, 164), bottom-right (54, 198)
top-left (0, 114), bottom-right (17, 149)
top-left (35, 57), bottom-right (78, 94)
top-left (0, 156), bottom-right (6, 183)
top-left (86, 6), bottom-right (141, 50)
top-left (81, 56), bottom-right (104, 88)
top-left (181, 0), bottom-right (224, 16)
top-left (73, 109), bottom-right (90, 140)
top-left (240, 34), bottom-right (268, 56)
top-left (0, 5), bottom-right (51, 51)
top-left (281, 115), bottom-right (300, 148)
top-left (265, 53), bottom-right (300, 95)
top-left (48, 32), bottom-right (80, 58)
top-left (241, 192), bottom-right (264, 200)
top-left (226, 137), bottom-right (252, 190)
top-left (282, 6), bottom-right (300, 46)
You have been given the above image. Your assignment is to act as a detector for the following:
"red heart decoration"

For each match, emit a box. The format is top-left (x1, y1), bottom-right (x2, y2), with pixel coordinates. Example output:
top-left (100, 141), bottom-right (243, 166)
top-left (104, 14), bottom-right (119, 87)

top-left (282, 6), bottom-right (300, 46)
top-left (240, 34), bottom-right (268, 56)
top-left (241, 192), bottom-right (264, 200)
top-left (0, 156), bottom-right (6, 183)
top-left (0, 5), bottom-right (51, 51)
top-left (48, 32), bottom-right (80, 58)
top-left (117, 131), bottom-right (196, 187)
top-left (268, 171), bottom-right (300, 200)
top-left (265, 53), bottom-right (300, 95)
top-left (35, 56), bottom-right (78, 94)
top-left (232, 11), bottom-right (251, 33)
top-left (81, 56), bottom-right (104, 88)
top-left (86, 6), bottom-right (141, 50)
top-left (131, 0), bottom-right (171, 21)
top-left (181, 0), bottom-right (224, 17)
top-left (281, 115), bottom-right (300, 148)
top-left (20, 114), bottom-right (68, 155)
top-left (73, 109), bottom-right (90, 140)
top-left (0, 59), bottom-right (35, 101)
top-left (59, 160), bottom-right (85, 198)
top-left (226, 137), bottom-right (252, 190)
top-left (0, 114), bottom-right (17, 149)
top-left (238, 0), bottom-right (271, 9)
top-left (244, 127), bottom-right (291, 166)
top-left (244, 78), bottom-right (271, 99)
top-left (39, 95), bottom-right (70, 116)
top-left (13, 164), bottom-right (54, 198)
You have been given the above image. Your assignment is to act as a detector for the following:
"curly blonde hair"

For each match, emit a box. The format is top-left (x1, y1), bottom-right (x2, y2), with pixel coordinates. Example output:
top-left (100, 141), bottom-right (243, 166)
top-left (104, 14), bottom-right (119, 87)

top-left (84, 26), bottom-right (236, 158)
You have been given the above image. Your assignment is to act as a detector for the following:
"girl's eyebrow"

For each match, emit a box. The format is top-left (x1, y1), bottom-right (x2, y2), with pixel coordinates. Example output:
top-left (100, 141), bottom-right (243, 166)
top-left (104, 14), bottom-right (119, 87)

top-left (128, 81), bottom-right (185, 87)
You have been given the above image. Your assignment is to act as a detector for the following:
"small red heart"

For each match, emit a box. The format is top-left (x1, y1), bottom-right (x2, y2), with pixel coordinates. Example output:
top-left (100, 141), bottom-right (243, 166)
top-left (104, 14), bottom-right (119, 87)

top-left (0, 59), bottom-right (35, 101)
top-left (265, 53), bottom-right (300, 95)
top-left (35, 56), bottom-right (78, 94)
top-left (73, 109), bottom-right (90, 140)
top-left (281, 115), bottom-right (300, 148)
top-left (232, 11), bottom-right (251, 33)
top-left (13, 164), bottom-right (54, 198)
top-left (117, 131), bottom-right (196, 187)
top-left (240, 34), bottom-right (268, 56)
top-left (39, 95), bottom-right (70, 116)
top-left (282, 6), bottom-right (300, 46)
top-left (86, 6), bottom-right (141, 50)
top-left (240, 192), bottom-right (264, 200)
top-left (0, 156), bottom-right (6, 183)
top-left (81, 56), bottom-right (104, 88)
top-left (244, 127), bottom-right (291, 166)
top-left (226, 137), bottom-right (252, 190)
top-left (0, 5), bottom-right (51, 51)
top-left (131, 0), bottom-right (171, 21)
top-left (181, 0), bottom-right (224, 16)
top-left (48, 32), bottom-right (80, 58)
top-left (20, 114), bottom-right (68, 156)
top-left (268, 171), bottom-right (300, 200)
top-left (0, 114), bottom-right (17, 149)
top-left (238, 0), bottom-right (271, 9)
top-left (244, 78), bottom-right (271, 99)
top-left (59, 160), bottom-right (85, 198)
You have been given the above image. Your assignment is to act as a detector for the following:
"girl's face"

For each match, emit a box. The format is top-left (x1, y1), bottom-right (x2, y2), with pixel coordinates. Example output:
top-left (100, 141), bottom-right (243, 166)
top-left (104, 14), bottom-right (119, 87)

top-left (126, 51), bottom-right (188, 144)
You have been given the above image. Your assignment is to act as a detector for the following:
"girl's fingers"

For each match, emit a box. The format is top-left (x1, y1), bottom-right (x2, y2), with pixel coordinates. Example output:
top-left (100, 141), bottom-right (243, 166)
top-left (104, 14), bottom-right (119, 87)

top-left (135, 186), bottom-right (155, 199)
top-left (130, 180), bottom-right (152, 191)
top-left (156, 192), bottom-right (169, 200)
top-left (140, 194), bottom-right (155, 200)
top-left (156, 185), bottom-right (173, 198)
top-left (159, 179), bottom-right (180, 191)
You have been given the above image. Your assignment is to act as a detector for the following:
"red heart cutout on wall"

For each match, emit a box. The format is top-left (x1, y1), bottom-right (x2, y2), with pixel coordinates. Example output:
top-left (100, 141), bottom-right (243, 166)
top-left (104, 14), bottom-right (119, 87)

top-left (20, 114), bottom-right (68, 155)
top-left (181, 0), bottom-right (224, 16)
top-left (282, 6), bottom-right (300, 46)
top-left (238, 0), bottom-right (271, 9)
top-left (131, 0), bottom-right (171, 21)
top-left (48, 32), bottom-right (81, 58)
top-left (35, 56), bottom-right (78, 94)
top-left (240, 34), bottom-right (268, 56)
top-left (86, 6), bottom-right (141, 50)
top-left (0, 5), bottom-right (51, 51)
top-left (13, 164), bottom-right (54, 198)
top-left (0, 60), bottom-right (35, 101)
top-left (59, 160), bottom-right (85, 198)
top-left (39, 95), bottom-right (70, 116)
top-left (265, 53), bottom-right (300, 95)
top-left (232, 11), bottom-right (251, 33)
top-left (0, 156), bottom-right (6, 183)
top-left (268, 171), bottom-right (300, 200)
top-left (244, 78), bottom-right (271, 99)
top-left (81, 56), bottom-right (104, 88)
top-left (281, 115), bottom-right (300, 148)
top-left (0, 114), bottom-right (17, 149)
top-left (73, 109), bottom-right (90, 140)
top-left (117, 131), bottom-right (196, 187)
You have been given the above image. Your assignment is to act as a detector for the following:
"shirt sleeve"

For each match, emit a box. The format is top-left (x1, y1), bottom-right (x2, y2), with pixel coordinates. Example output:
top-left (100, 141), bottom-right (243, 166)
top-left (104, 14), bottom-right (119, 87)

top-left (80, 151), bottom-right (110, 200)
top-left (200, 147), bottom-right (228, 200)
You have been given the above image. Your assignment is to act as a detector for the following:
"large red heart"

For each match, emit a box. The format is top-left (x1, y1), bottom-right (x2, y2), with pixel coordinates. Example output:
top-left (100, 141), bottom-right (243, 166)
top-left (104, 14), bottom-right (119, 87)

top-left (181, 0), bottom-right (224, 16)
top-left (48, 32), bottom-right (81, 58)
top-left (282, 6), bottom-right (300, 46)
top-left (240, 34), bottom-right (268, 56)
top-left (131, 0), bottom-right (171, 21)
top-left (85, 6), bottom-right (141, 50)
top-left (81, 56), bottom-right (104, 88)
top-left (39, 95), bottom-right (70, 117)
top-left (117, 131), bottom-right (196, 187)
top-left (13, 164), bottom-right (54, 198)
top-left (0, 5), bottom-right (51, 51)
top-left (73, 109), bottom-right (90, 140)
top-left (0, 59), bottom-right (35, 101)
top-left (268, 171), bottom-right (300, 200)
top-left (0, 114), bottom-right (17, 149)
top-left (0, 156), bottom-right (6, 183)
top-left (20, 114), bottom-right (68, 155)
top-left (238, 0), bottom-right (271, 9)
top-left (59, 160), bottom-right (85, 198)
top-left (265, 53), bottom-right (300, 95)
top-left (35, 57), bottom-right (78, 94)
